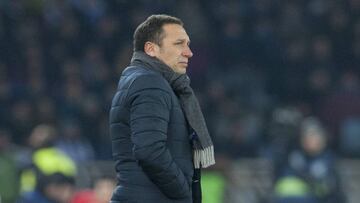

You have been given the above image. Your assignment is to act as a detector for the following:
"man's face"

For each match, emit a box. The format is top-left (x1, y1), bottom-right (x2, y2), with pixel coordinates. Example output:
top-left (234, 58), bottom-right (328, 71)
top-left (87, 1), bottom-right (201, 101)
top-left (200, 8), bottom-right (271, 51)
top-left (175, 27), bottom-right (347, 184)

top-left (153, 24), bottom-right (193, 74)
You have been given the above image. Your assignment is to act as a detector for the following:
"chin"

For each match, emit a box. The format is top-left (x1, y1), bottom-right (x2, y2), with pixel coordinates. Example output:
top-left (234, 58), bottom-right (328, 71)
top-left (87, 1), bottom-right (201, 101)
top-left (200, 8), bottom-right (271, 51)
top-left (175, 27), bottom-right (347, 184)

top-left (172, 67), bottom-right (186, 74)
top-left (177, 69), bottom-right (186, 74)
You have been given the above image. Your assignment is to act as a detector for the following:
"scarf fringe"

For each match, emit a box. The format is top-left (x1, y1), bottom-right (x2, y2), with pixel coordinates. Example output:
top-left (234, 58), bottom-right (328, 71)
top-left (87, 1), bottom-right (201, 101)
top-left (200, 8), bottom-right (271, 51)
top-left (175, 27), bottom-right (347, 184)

top-left (194, 146), bottom-right (215, 169)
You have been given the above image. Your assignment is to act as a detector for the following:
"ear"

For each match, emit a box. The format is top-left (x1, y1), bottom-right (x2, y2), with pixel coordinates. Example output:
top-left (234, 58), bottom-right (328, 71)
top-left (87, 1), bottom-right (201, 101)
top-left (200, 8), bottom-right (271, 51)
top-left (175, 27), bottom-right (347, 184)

top-left (144, 42), bottom-right (158, 57)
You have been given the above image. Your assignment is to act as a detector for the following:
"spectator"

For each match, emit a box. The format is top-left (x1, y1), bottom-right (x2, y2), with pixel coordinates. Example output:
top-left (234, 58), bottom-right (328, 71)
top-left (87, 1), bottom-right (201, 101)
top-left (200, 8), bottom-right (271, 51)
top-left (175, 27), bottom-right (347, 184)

top-left (0, 128), bottom-right (19, 203)
top-left (19, 124), bottom-right (77, 193)
top-left (55, 119), bottom-right (95, 163)
top-left (273, 117), bottom-right (345, 203)
top-left (320, 69), bottom-right (360, 148)
top-left (71, 176), bottom-right (116, 203)
top-left (18, 173), bottom-right (75, 203)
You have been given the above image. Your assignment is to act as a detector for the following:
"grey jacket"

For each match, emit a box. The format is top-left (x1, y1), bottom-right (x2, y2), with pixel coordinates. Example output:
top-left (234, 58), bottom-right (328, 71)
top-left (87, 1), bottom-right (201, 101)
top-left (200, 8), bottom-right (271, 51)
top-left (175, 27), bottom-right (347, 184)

top-left (110, 64), bottom-right (194, 203)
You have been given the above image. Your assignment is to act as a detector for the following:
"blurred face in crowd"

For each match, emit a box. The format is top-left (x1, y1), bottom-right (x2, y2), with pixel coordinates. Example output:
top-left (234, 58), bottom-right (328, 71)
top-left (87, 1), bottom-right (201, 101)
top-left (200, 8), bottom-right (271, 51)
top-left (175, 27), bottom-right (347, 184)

top-left (45, 182), bottom-right (74, 203)
top-left (145, 24), bottom-right (193, 74)
top-left (301, 130), bottom-right (326, 156)
top-left (94, 178), bottom-right (116, 203)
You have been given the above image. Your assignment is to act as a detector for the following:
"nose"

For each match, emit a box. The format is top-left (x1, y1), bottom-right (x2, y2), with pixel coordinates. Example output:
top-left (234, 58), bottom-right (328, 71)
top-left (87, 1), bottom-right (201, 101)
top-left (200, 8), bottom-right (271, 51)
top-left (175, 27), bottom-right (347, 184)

top-left (182, 46), bottom-right (193, 58)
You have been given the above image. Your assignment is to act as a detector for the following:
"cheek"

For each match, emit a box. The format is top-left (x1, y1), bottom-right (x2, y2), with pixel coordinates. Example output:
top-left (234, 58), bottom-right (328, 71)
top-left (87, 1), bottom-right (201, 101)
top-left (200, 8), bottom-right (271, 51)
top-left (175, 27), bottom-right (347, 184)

top-left (165, 54), bottom-right (177, 65)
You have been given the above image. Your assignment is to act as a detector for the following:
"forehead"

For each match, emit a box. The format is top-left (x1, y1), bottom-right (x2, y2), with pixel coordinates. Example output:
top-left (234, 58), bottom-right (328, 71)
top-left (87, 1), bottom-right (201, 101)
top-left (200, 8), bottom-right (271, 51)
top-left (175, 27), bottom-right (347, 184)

top-left (162, 24), bottom-right (190, 41)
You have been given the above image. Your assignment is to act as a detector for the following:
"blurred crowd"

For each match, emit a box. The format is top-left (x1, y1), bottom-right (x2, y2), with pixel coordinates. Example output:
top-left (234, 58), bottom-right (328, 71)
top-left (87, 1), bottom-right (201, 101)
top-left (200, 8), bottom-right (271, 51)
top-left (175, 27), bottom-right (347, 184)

top-left (1, 0), bottom-right (360, 202)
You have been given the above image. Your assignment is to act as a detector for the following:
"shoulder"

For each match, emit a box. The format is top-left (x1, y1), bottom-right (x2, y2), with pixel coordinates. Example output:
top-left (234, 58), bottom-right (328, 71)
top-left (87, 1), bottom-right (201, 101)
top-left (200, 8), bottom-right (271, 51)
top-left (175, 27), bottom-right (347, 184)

top-left (123, 66), bottom-right (171, 94)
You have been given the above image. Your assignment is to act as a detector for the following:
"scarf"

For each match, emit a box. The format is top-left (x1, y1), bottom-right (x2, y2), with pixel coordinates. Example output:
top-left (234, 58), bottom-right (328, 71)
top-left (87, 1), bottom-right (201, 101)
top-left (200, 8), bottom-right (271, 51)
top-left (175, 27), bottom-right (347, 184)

top-left (130, 51), bottom-right (215, 168)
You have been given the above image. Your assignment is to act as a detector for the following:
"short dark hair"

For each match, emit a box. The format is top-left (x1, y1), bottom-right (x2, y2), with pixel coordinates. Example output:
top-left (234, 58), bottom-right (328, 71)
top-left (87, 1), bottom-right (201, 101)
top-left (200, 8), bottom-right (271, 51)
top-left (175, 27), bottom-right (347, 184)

top-left (37, 173), bottom-right (75, 193)
top-left (133, 14), bottom-right (183, 51)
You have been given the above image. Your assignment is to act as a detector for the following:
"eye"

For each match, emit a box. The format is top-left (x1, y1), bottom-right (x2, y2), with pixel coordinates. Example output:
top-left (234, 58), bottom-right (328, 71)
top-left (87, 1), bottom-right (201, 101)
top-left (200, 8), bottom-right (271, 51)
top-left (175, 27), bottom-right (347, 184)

top-left (174, 40), bottom-right (191, 47)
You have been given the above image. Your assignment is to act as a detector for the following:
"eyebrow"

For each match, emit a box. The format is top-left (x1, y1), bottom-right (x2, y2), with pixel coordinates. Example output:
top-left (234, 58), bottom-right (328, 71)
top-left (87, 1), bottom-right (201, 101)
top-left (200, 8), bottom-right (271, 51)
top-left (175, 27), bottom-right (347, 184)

top-left (175, 39), bottom-right (191, 45)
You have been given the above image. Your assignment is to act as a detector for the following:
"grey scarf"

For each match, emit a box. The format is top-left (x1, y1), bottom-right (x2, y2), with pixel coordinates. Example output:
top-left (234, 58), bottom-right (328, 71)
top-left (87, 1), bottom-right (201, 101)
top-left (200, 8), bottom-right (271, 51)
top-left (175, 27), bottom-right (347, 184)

top-left (130, 51), bottom-right (215, 168)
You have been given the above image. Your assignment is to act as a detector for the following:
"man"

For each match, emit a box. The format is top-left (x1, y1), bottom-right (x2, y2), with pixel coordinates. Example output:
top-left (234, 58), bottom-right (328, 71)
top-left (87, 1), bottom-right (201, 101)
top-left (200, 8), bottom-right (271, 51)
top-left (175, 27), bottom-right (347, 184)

top-left (109, 14), bottom-right (215, 203)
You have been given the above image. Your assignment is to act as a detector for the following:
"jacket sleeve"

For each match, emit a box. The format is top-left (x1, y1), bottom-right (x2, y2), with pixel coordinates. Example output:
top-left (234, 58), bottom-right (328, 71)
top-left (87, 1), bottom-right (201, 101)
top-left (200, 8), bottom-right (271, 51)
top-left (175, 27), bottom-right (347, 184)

top-left (128, 74), bottom-right (191, 199)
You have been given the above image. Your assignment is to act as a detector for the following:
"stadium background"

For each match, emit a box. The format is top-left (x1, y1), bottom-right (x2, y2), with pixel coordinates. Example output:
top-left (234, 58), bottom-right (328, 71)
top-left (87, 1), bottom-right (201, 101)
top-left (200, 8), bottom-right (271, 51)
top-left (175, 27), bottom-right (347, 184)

top-left (1, 0), bottom-right (360, 202)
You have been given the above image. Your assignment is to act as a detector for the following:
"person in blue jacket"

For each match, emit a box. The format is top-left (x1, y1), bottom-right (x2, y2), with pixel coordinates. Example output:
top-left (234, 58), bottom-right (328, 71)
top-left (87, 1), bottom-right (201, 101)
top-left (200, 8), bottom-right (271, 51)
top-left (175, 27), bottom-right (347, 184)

top-left (109, 14), bottom-right (215, 203)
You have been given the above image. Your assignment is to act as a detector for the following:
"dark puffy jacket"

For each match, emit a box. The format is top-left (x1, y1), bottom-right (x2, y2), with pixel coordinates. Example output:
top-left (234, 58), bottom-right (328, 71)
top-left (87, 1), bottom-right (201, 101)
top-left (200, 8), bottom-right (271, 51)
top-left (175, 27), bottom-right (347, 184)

top-left (110, 65), bottom-right (194, 203)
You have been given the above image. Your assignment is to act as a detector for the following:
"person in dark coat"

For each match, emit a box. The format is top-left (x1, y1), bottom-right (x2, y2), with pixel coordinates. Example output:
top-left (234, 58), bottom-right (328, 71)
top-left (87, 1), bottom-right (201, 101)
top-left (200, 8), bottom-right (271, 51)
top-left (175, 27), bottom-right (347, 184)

top-left (109, 14), bottom-right (215, 203)
top-left (273, 117), bottom-right (345, 203)
top-left (17, 173), bottom-right (75, 203)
